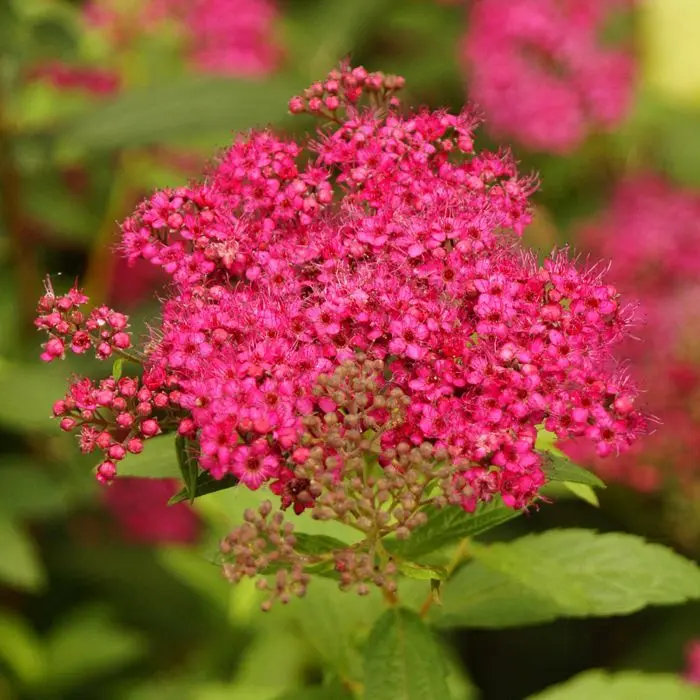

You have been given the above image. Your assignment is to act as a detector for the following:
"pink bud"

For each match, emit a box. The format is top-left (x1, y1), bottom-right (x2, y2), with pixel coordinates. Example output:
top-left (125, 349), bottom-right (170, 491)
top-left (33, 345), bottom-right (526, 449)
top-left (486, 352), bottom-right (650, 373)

top-left (140, 419), bottom-right (160, 437)
top-left (59, 417), bottom-right (77, 431)
top-left (108, 443), bottom-right (126, 460)
top-left (127, 437), bottom-right (144, 454)
top-left (96, 461), bottom-right (117, 484)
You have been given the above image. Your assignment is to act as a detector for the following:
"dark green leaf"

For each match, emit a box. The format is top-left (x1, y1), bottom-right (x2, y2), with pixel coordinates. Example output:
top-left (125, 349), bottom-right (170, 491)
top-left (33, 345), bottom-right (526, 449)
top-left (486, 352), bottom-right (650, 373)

top-left (175, 435), bottom-right (199, 503)
top-left (529, 670), bottom-right (700, 700)
top-left (168, 471), bottom-right (239, 505)
top-left (293, 533), bottom-right (349, 556)
top-left (364, 608), bottom-right (451, 700)
top-left (539, 452), bottom-right (605, 489)
top-left (384, 501), bottom-right (522, 561)
top-left (57, 75), bottom-right (299, 152)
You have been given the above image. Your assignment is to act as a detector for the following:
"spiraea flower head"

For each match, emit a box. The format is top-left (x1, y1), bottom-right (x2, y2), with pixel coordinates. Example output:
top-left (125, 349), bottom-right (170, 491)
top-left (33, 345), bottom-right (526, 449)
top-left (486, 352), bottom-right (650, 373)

top-left (38, 62), bottom-right (647, 606)
top-left (462, 0), bottom-right (636, 153)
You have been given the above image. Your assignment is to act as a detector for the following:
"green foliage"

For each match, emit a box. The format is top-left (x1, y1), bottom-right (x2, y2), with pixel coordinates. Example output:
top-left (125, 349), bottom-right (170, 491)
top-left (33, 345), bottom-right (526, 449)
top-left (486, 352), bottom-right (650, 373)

top-left (168, 471), bottom-right (239, 505)
top-left (175, 435), bottom-right (200, 503)
top-left (385, 500), bottom-right (522, 561)
top-left (56, 76), bottom-right (299, 153)
top-left (117, 434), bottom-right (181, 479)
top-left (530, 670), bottom-right (700, 700)
top-left (539, 453), bottom-right (606, 490)
top-left (438, 530), bottom-right (700, 628)
top-left (363, 608), bottom-right (451, 700)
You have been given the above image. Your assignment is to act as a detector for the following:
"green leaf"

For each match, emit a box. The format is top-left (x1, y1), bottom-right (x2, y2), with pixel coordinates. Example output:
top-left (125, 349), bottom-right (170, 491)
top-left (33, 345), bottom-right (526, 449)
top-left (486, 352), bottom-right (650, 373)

top-left (563, 481), bottom-right (600, 507)
top-left (175, 435), bottom-right (199, 503)
top-left (0, 519), bottom-right (45, 591)
top-left (112, 357), bottom-right (124, 382)
top-left (167, 471), bottom-right (239, 505)
top-left (42, 606), bottom-right (146, 693)
top-left (293, 533), bottom-right (349, 556)
top-left (289, 577), bottom-right (381, 684)
top-left (438, 530), bottom-right (700, 628)
top-left (397, 561), bottom-right (448, 581)
top-left (56, 75), bottom-right (298, 152)
top-left (363, 608), bottom-right (451, 700)
top-left (117, 434), bottom-right (181, 479)
top-left (0, 461), bottom-right (69, 519)
top-left (385, 501), bottom-right (522, 561)
top-left (539, 452), bottom-right (605, 489)
top-left (0, 611), bottom-right (44, 685)
top-left (0, 361), bottom-right (69, 433)
top-left (529, 670), bottom-right (700, 700)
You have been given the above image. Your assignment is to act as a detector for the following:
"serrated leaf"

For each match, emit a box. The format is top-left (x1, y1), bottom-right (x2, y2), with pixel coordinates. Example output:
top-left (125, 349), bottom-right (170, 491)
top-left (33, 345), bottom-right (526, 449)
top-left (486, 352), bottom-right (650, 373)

top-left (175, 435), bottom-right (199, 503)
top-left (529, 670), bottom-right (700, 700)
top-left (363, 608), bottom-right (451, 700)
top-left (0, 520), bottom-right (45, 591)
top-left (168, 471), bottom-right (239, 505)
top-left (539, 452), bottom-right (605, 489)
top-left (438, 530), bottom-right (700, 628)
top-left (117, 434), bottom-right (180, 479)
top-left (437, 562), bottom-right (561, 629)
top-left (384, 501), bottom-right (521, 561)
top-left (56, 75), bottom-right (298, 152)
top-left (290, 577), bottom-right (382, 684)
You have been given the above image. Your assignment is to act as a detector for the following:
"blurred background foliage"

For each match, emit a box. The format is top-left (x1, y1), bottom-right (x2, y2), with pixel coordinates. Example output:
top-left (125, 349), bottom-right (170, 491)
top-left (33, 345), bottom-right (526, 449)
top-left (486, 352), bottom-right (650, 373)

top-left (2, 0), bottom-right (700, 698)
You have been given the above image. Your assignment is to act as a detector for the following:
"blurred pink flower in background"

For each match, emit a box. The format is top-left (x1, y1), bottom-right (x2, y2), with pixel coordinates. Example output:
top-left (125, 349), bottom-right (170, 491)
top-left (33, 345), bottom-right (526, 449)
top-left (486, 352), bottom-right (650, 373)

top-left (685, 640), bottom-right (700, 685)
top-left (103, 477), bottom-right (201, 545)
top-left (462, 0), bottom-right (636, 152)
top-left (568, 175), bottom-right (700, 496)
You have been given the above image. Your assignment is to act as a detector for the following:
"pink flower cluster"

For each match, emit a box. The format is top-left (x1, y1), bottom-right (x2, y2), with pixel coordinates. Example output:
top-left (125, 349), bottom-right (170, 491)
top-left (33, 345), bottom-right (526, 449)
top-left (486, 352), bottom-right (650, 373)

top-left (569, 175), bottom-right (700, 493)
top-left (40, 64), bottom-right (646, 514)
top-left (462, 0), bottom-right (636, 153)
top-left (27, 61), bottom-right (120, 96)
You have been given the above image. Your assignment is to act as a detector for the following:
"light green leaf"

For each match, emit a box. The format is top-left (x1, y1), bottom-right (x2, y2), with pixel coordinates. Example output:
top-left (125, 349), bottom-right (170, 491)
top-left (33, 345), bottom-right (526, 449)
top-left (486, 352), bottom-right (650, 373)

top-left (437, 561), bottom-right (562, 629)
top-left (397, 561), bottom-right (448, 581)
top-left (0, 362), bottom-right (69, 433)
top-left (384, 501), bottom-right (521, 561)
top-left (117, 433), bottom-right (180, 479)
top-left (539, 452), bottom-right (605, 490)
top-left (289, 577), bottom-right (381, 685)
top-left (112, 357), bottom-right (124, 382)
top-left (0, 611), bottom-right (44, 685)
top-left (438, 530), bottom-right (700, 628)
top-left (563, 481), bottom-right (600, 507)
top-left (0, 520), bottom-right (45, 591)
top-left (56, 75), bottom-right (298, 152)
top-left (529, 670), bottom-right (700, 700)
top-left (363, 608), bottom-right (451, 700)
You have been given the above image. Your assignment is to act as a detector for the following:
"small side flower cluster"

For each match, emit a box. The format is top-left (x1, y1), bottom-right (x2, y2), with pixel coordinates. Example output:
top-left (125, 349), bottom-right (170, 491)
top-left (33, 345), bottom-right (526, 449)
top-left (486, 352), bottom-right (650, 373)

top-left (39, 63), bottom-right (647, 601)
top-left (35, 283), bottom-right (132, 362)
top-left (462, 0), bottom-right (636, 152)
